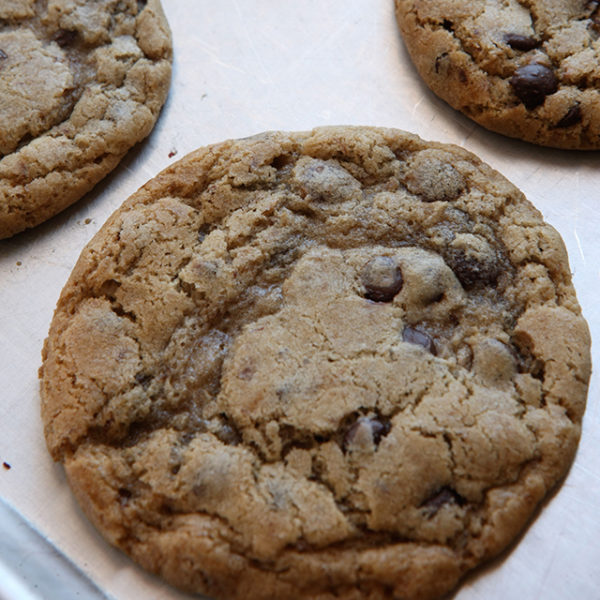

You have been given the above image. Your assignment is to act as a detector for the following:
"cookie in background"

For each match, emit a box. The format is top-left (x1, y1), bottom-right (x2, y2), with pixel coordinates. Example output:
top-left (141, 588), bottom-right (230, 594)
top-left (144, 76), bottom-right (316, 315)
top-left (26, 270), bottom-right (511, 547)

top-left (0, 0), bottom-right (172, 239)
top-left (395, 0), bottom-right (600, 149)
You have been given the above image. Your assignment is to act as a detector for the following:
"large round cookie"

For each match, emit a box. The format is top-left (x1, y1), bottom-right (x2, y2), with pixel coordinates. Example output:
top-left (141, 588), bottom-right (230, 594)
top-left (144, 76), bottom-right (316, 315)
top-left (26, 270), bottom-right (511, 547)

top-left (0, 0), bottom-right (172, 239)
top-left (395, 0), bottom-right (600, 149)
top-left (40, 127), bottom-right (590, 600)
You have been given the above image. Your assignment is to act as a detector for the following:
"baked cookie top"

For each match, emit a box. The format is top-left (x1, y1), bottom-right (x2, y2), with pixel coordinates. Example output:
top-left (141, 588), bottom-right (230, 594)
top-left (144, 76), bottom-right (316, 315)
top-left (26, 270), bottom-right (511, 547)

top-left (395, 0), bottom-right (600, 149)
top-left (40, 127), bottom-right (590, 600)
top-left (0, 0), bottom-right (172, 239)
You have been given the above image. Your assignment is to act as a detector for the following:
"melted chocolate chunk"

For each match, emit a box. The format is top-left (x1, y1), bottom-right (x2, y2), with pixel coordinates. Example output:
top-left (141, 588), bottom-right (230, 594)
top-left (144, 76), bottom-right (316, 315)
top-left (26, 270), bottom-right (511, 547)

top-left (402, 326), bottom-right (436, 355)
top-left (344, 417), bottom-right (390, 449)
top-left (555, 104), bottom-right (582, 128)
top-left (53, 29), bottom-right (78, 48)
top-left (510, 63), bottom-right (558, 109)
top-left (361, 256), bottom-right (403, 302)
top-left (445, 248), bottom-right (499, 288)
top-left (421, 486), bottom-right (465, 517)
top-left (504, 33), bottom-right (540, 51)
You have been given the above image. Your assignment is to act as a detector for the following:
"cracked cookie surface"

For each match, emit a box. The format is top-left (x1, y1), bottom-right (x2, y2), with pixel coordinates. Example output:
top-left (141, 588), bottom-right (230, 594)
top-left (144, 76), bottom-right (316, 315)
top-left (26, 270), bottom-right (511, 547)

top-left (395, 0), bottom-right (600, 149)
top-left (40, 126), bottom-right (591, 600)
top-left (0, 0), bottom-right (172, 239)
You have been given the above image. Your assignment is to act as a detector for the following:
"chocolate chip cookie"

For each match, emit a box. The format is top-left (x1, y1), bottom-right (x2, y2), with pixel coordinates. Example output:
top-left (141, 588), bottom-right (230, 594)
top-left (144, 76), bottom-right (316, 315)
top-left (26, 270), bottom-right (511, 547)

top-left (40, 126), bottom-right (591, 600)
top-left (395, 0), bottom-right (600, 149)
top-left (0, 0), bottom-right (172, 239)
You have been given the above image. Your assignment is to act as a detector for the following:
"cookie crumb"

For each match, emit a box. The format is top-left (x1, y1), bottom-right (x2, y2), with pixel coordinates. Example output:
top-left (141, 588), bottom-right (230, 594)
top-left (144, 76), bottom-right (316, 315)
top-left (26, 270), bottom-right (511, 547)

top-left (3, 462), bottom-right (11, 470)
top-left (168, 149), bottom-right (178, 158)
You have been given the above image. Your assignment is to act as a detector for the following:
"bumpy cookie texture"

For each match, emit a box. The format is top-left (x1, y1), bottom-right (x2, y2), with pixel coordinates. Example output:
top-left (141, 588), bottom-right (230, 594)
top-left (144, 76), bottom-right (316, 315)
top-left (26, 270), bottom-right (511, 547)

top-left (395, 0), bottom-right (600, 149)
top-left (0, 0), bottom-right (172, 239)
top-left (40, 127), bottom-right (591, 600)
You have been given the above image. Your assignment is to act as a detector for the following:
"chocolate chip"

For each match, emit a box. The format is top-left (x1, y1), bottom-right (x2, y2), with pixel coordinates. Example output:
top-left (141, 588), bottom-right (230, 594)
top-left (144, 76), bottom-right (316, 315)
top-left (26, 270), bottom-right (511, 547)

top-left (361, 256), bottom-right (403, 302)
top-left (53, 29), bottom-right (78, 48)
top-left (0, 49), bottom-right (7, 60)
top-left (2, 462), bottom-right (11, 470)
top-left (421, 486), bottom-right (465, 517)
top-left (445, 248), bottom-right (499, 288)
top-left (344, 417), bottom-right (390, 449)
top-left (510, 63), bottom-right (558, 109)
top-left (402, 326), bottom-right (437, 355)
top-left (555, 104), bottom-right (582, 128)
top-left (442, 19), bottom-right (453, 31)
top-left (503, 33), bottom-right (540, 51)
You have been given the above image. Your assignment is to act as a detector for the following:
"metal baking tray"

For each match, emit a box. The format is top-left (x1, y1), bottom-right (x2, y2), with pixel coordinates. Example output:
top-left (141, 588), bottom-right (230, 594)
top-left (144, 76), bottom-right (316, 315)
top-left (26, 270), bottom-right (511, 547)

top-left (1, 1), bottom-right (598, 598)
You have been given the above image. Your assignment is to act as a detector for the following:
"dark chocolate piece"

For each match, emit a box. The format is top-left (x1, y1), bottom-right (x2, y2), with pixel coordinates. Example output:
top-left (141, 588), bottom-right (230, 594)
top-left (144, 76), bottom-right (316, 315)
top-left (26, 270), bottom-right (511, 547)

top-left (504, 33), bottom-right (540, 51)
top-left (445, 247), bottom-right (500, 288)
top-left (362, 256), bottom-right (403, 302)
top-left (510, 63), bottom-right (558, 109)
top-left (402, 326), bottom-right (436, 355)
top-left (555, 104), bottom-right (582, 128)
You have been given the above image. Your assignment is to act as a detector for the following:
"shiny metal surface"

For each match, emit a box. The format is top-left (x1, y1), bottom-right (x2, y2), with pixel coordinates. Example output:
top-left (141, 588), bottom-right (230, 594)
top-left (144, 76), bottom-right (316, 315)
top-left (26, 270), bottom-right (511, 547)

top-left (0, 1), bottom-right (598, 598)
top-left (0, 498), bottom-right (107, 600)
